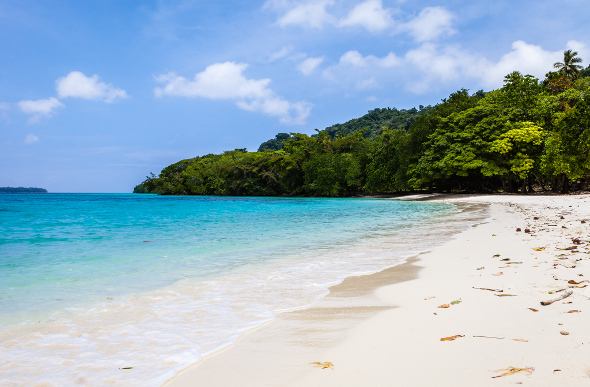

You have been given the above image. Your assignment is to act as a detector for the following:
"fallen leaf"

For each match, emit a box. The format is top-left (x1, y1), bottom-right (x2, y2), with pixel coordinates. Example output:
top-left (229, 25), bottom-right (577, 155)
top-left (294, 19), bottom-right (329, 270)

top-left (563, 301), bottom-right (572, 304)
top-left (492, 272), bottom-right (504, 276)
top-left (501, 258), bottom-right (510, 261)
top-left (493, 254), bottom-right (500, 257)
top-left (120, 367), bottom-right (133, 370)
top-left (440, 335), bottom-right (464, 341)
top-left (553, 369), bottom-right (561, 373)
top-left (424, 296), bottom-right (436, 300)
top-left (533, 247), bottom-right (545, 251)
top-left (528, 308), bottom-right (538, 312)
top-left (560, 330), bottom-right (569, 335)
top-left (516, 228), bottom-right (521, 232)
top-left (473, 335), bottom-right (504, 339)
top-left (310, 362), bottom-right (333, 369)
top-left (567, 280), bottom-right (588, 285)
top-left (438, 304), bottom-right (450, 308)
top-left (567, 310), bottom-right (580, 313)
top-left (492, 366), bottom-right (534, 378)
top-left (450, 299), bottom-right (462, 305)
top-left (512, 339), bottom-right (528, 342)
top-left (476, 266), bottom-right (485, 270)
top-left (496, 294), bottom-right (517, 297)
top-left (473, 287), bottom-right (503, 292)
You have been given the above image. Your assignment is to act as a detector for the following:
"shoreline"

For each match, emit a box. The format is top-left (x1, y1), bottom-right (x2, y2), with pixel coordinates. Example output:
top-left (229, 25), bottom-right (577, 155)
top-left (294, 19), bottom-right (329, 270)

top-left (165, 193), bottom-right (590, 386)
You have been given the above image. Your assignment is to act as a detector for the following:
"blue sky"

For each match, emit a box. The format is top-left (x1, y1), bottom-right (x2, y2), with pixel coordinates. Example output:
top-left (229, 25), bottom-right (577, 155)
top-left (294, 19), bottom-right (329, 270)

top-left (1, 0), bottom-right (588, 192)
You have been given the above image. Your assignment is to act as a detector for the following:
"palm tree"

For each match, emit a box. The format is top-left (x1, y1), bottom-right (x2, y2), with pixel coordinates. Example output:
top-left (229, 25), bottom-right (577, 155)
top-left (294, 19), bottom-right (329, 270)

top-left (553, 49), bottom-right (584, 78)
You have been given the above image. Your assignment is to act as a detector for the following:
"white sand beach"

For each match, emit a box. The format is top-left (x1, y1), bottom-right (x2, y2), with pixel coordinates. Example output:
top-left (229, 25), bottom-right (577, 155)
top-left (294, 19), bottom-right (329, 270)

top-left (166, 194), bottom-right (590, 386)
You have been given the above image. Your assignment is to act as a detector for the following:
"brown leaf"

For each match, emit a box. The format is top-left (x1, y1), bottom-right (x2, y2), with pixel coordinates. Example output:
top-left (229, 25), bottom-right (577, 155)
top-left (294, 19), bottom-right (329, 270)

top-left (533, 247), bottom-right (545, 251)
top-left (440, 335), bottom-right (464, 341)
top-left (528, 308), bottom-right (538, 312)
top-left (512, 339), bottom-right (528, 342)
top-left (516, 228), bottom-right (521, 232)
top-left (476, 266), bottom-right (485, 270)
top-left (496, 294), bottom-right (517, 297)
top-left (492, 366), bottom-right (534, 378)
top-left (492, 272), bottom-right (504, 276)
top-left (473, 287), bottom-right (503, 292)
top-left (567, 280), bottom-right (588, 285)
top-left (438, 304), bottom-right (450, 308)
top-left (567, 310), bottom-right (580, 313)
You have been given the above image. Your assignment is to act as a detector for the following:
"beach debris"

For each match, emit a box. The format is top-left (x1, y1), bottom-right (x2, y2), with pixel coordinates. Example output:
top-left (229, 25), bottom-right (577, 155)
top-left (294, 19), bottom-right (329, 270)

top-left (496, 294), bottom-right (517, 297)
top-left (541, 289), bottom-right (573, 305)
top-left (500, 258), bottom-right (510, 261)
top-left (492, 366), bottom-right (534, 378)
top-left (493, 254), bottom-right (500, 257)
top-left (107, 297), bottom-right (114, 300)
top-left (310, 362), bottom-right (333, 369)
top-left (438, 304), bottom-right (450, 308)
top-left (528, 308), bottom-right (538, 312)
top-left (533, 247), bottom-right (545, 251)
top-left (424, 296), bottom-right (436, 300)
top-left (524, 229), bottom-right (531, 233)
top-left (570, 284), bottom-right (588, 288)
top-left (567, 280), bottom-right (588, 285)
top-left (476, 266), bottom-right (485, 270)
top-left (567, 310), bottom-right (580, 313)
top-left (512, 339), bottom-right (528, 342)
top-left (120, 367), bottom-right (133, 370)
top-left (473, 287), bottom-right (503, 292)
top-left (473, 335), bottom-right (504, 339)
top-left (492, 272), bottom-right (504, 276)
top-left (492, 234), bottom-right (497, 236)
top-left (516, 228), bottom-right (521, 232)
top-left (533, 217), bottom-right (539, 220)
top-left (572, 238), bottom-right (581, 244)
top-left (440, 335), bottom-right (464, 341)
top-left (582, 220), bottom-right (586, 224)
top-left (450, 299), bottom-right (462, 305)
top-left (554, 369), bottom-right (561, 373)
top-left (560, 330), bottom-right (570, 335)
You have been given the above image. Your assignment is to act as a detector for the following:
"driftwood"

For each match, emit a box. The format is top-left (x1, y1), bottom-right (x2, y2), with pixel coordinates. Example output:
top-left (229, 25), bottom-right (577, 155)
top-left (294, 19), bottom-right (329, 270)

top-left (540, 289), bottom-right (573, 305)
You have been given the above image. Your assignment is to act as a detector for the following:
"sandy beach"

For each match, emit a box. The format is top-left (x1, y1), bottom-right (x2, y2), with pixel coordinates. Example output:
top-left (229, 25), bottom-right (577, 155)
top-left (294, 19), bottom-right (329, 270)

top-left (166, 194), bottom-right (590, 386)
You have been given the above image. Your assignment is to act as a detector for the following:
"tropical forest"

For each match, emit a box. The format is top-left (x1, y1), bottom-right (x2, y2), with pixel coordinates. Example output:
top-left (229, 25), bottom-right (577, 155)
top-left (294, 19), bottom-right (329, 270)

top-left (135, 50), bottom-right (590, 196)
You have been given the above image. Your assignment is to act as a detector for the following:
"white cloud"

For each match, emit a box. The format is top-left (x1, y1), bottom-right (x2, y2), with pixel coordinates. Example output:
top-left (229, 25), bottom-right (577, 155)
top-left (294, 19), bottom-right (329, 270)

top-left (0, 102), bottom-right (10, 111)
top-left (24, 134), bottom-right (39, 144)
top-left (402, 7), bottom-right (455, 42)
top-left (55, 71), bottom-right (128, 103)
top-left (154, 61), bottom-right (312, 124)
top-left (17, 97), bottom-right (65, 123)
top-left (264, 0), bottom-right (335, 29)
top-left (339, 0), bottom-right (393, 33)
top-left (297, 57), bottom-right (324, 75)
top-left (269, 46), bottom-right (294, 61)
top-left (338, 50), bottom-right (400, 68)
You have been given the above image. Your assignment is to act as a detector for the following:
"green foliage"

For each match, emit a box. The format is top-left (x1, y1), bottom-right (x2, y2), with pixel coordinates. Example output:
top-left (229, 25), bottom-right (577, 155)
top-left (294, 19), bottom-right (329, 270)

top-left (137, 70), bottom-right (590, 196)
top-left (553, 49), bottom-right (584, 79)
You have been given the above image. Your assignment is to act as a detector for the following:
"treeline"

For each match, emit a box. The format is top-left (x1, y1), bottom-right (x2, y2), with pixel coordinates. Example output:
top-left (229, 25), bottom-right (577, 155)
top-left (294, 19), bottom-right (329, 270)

top-left (0, 187), bottom-right (48, 193)
top-left (136, 56), bottom-right (590, 196)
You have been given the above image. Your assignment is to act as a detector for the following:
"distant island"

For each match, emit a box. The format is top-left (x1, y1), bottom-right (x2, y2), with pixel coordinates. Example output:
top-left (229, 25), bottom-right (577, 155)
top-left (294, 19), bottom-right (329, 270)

top-left (0, 187), bottom-right (48, 193)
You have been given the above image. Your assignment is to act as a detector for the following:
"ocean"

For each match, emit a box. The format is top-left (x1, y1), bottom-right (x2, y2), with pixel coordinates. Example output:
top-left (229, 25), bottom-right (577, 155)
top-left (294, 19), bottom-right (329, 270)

top-left (0, 194), bottom-right (486, 386)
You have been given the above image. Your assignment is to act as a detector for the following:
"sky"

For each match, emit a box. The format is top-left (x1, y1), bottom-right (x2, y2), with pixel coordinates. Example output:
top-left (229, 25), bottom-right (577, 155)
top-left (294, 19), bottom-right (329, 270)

top-left (1, 0), bottom-right (589, 193)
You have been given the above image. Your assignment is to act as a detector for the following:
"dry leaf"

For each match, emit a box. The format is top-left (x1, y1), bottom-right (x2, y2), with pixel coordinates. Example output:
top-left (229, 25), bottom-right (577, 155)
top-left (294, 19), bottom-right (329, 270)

top-left (533, 247), bottom-right (545, 251)
top-left (567, 280), bottom-right (588, 285)
top-left (310, 362), bottom-right (333, 369)
top-left (450, 299), bottom-right (462, 305)
top-left (492, 366), bottom-right (534, 378)
top-left (476, 266), bottom-right (485, 270)
top-left (560, 330), bottom-right (569, 335)
top-left (567, 310), bottom-right (580, 313)
top-left (424, 296), bottom-right (436, 300)
top-left (553, 369), bottom-right (561, 373)
top-left (496, 294), bottom-right (517, 297)
top-left (528, 308), bottom-right (538, 312)
top-left (492, 272), bottom-right (504, 276)
top-left (438, 304), bottom-right (450, 308)
top-left (493, 254), bottom-right (500, 257)
top-left (473, 287), bottom-right (503, 292)
top-left (512, 338), bottom-right (528, 342)
top-left (440, 335), bottom-right (464, 341)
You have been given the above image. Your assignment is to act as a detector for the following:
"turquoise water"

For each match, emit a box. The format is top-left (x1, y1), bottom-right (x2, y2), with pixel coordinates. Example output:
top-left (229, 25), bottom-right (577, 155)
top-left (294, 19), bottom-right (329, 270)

top-left (0, 194), bottom-right (485, 386)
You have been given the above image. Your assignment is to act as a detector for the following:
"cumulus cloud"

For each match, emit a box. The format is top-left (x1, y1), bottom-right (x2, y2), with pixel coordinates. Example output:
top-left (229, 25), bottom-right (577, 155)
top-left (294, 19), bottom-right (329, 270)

top-left (338, 50), bottom-right (400, 68)
top-left (297, 57), bottom-right (324, 75)
top-left (269, 46), bottom-right (294, 61)
top-left (154, 61), bottom-right (312, 124)
top-left (339, 0), bottom-right (393, 33)
top-left (264, 0), bottom-right (335, 29)
top-left (24, 134), bottom-right (39, 144)
top-left (55, 71), bottom-right (128, 103)
top-left (17, 97), bottom-right (65, 123)
top-left (402, 7), bottom-right (455, 42)
top-left (323, 51), bottom-right (401, 90)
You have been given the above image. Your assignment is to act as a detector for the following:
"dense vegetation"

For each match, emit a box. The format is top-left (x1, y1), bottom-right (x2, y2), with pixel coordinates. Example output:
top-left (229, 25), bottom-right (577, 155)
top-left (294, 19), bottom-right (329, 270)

top-left (136, 51), bottom-right (590, 196)
top-left (0, 187), bottom-right (48, 193)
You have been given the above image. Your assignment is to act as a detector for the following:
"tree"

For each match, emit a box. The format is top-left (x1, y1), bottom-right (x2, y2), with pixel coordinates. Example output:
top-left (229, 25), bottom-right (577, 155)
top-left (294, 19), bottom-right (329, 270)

top-left (553, 49), bottom-right (584, 79)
